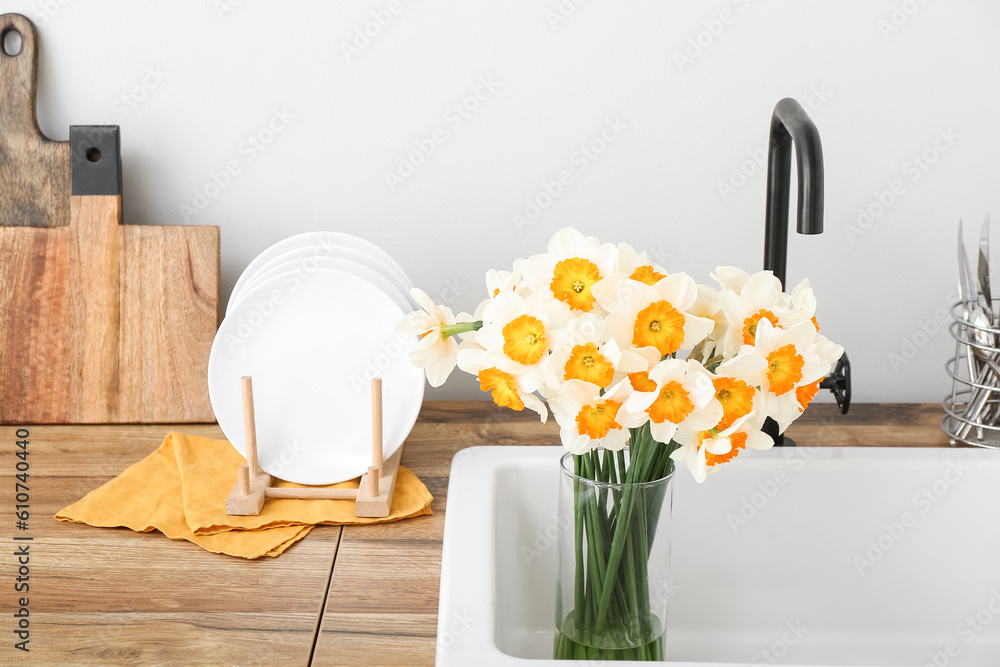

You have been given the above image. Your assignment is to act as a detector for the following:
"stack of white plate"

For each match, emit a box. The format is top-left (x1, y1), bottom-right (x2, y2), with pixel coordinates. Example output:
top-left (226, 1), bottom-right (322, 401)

top-left (208, 232), bottom-right (425, 485)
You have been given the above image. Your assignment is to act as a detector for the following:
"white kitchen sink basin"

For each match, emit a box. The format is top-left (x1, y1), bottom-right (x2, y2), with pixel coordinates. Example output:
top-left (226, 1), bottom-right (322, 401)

top-left (437, 445), bottom-right (1000, 666)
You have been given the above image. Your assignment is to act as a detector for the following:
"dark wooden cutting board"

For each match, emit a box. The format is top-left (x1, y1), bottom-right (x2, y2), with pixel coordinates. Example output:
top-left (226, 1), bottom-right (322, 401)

top-left (0, 13), bottom-right (219, 423)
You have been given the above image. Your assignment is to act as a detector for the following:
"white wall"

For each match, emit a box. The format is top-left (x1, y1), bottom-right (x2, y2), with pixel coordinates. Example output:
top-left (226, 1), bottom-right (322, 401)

top-left (7, 0), bottom-right (1000, 403)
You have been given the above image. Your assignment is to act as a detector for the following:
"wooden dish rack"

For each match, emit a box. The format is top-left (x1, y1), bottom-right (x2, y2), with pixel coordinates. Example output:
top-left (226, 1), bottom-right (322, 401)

top-left (226, 376), bottom-right (401, 518)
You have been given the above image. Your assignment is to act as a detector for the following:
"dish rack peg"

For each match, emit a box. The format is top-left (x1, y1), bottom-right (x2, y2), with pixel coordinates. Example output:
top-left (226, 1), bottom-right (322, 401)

top-left (225, 375), bottom-right (402, 517)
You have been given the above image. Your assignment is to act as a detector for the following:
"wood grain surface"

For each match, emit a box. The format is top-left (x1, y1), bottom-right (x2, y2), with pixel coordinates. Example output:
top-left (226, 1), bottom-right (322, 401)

top-left (0, 13), bottom-right (70, 229)
top-left (0, 403), bottom-right (956, 665)
top-left (0, 197), bottom-right (220, 423)
top-left (0, 422), bottom-right (341, 666)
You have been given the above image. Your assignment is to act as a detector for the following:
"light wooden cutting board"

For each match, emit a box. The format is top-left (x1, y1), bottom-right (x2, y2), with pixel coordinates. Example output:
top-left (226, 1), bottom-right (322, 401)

top-left (0, 13), bottom-right (219, 423)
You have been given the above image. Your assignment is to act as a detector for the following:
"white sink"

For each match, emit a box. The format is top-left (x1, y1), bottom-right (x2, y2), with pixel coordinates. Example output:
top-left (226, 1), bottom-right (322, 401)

top-left (437, 445), bottom-right (1000, 666)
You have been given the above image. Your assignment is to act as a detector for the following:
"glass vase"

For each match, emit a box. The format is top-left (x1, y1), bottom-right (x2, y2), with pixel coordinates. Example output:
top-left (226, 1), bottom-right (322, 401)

top-left (553, 445), bottom-right (674, 661)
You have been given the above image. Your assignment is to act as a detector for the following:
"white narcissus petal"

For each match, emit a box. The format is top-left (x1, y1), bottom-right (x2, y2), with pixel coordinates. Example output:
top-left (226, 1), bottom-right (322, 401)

top-left (409, 287), bottom-right (438, 315)
top-left (657, 272), bottom-right (699, 311)
top-left (706, 437), bottom-right (732, 456)
top-left (424, 347), bottom-right (457, 387)
top-left (680, 313), bottom-right (717, 351)
top-left (682, 401), bottom-right (724, 432)
top-left (590, 276), bottom-right (620, 312)
top-left (647, 358), bottom-right (690, 384)
top-left (561, 429), bottom-right (594, 455)
top-left (522, 393), bottom-right (548, 422)
top-left (548, 396), bottom-right (579, 433)
top-left (650, 420), bottom-right (679, 445)
top-left (601, 429), bottom-right (629, 452)
top-left (623, 390), bottom-right (657, 418)
top-left (395, 310), bottom-right (439, 335)
top-left (713, 266), bottom-right (752, 293)
top-left (740, 272), bottom-right (783, 308)
top-left (718, 352), bottom-right (768, 387)
top-left (745, 428), bottom-right (774, 450)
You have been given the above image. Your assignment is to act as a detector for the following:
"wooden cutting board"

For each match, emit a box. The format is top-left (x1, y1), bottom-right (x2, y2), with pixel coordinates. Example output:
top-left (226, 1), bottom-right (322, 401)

top-left (0, 13), bottom-right (219, 423)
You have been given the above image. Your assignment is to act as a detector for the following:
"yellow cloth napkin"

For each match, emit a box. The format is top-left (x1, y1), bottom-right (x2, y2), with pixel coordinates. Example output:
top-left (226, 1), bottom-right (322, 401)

top-left (56, 431), bottom-right (433, 559)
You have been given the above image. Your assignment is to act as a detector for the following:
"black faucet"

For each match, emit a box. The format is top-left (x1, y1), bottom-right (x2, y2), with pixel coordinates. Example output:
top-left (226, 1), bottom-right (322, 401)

top-left (764, 98), bottom-right (825, 286)
top-left (761, 98), bottom-right (850, 446)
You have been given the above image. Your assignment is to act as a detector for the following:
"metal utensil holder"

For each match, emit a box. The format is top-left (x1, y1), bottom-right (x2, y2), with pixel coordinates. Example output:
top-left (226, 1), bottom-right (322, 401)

top-left (942, 301), bottom-right (1000, 447)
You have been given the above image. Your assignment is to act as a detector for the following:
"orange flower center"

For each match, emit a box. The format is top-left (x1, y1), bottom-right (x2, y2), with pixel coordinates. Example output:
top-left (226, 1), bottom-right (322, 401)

top-left (628, 371), bottom-right (658, 392)
top-left (706, 431), bottom-right (748, 467)
top-left (575, 400), bottom-right (623, 439)
top-left (502, 314), bottom-right (547, 365)
top-left (766, 344), bottom-right (804, 395)
top-left (713, 376), bottom-right (755, 430)
top-left (743, 309), bottom-right (780, 346)
top-left (632, 300), bottom-right (686, 356)
top-left (811, 315), bottom-right (820, 331)
top-left (564, 342), bottom-right (615, 387)
top-left (478, 367), bottom-right (524, 411)
top-left (796, 379), bottom-right (821, 412)
top-left (629, 265), bottom-right (666, 286)
top-left (550, 257), bottom-right (601, 312)
top-left (646, 380), bottom-right (694, 424)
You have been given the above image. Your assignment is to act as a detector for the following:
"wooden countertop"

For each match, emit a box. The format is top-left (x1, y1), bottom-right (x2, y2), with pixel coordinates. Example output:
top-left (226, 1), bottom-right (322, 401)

top-left (2, 402), bottom-right (952, 666)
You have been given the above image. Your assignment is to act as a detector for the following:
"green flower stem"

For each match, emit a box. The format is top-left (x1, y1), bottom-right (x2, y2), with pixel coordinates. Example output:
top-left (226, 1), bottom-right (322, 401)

top-left (438, 320), bottom-right (482, 339)
top-left (594, 436), bottom-right (643, 631)
top-left (573, 456), bottom-right (586, 634)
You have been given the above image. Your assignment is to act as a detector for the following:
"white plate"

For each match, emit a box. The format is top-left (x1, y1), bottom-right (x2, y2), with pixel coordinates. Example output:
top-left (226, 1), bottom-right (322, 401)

top-left (229, 232), bottom-right (412, 312)
top-left (208, 269), bottom-right (424, 485)
top-left (232, 256), bottom-right (413, 316)
top-left (231, 244), bottom-right (415, 312)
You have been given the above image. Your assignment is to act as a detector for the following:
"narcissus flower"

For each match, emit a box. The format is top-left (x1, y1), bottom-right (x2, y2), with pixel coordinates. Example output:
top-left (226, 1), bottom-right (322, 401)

top-left (457, 347), bottom-right (547, 421)
top-left (539, 313), bottom-right (648, 391)
top-left (520, 227), bottom-right (618, 314)
top-left (748, 319), bottom-right (842, 432)
top-left (620, 358), bottom-right (721, 444)
top-left (394, 288), bottom-right (474, 387)
top-left (475, 291), bottom-right (564, 373)
top-left (549, 379), bottom-right (634, 454)
top-left (603, 275), bottom-right (716, 358)
top-left (671, 412), bottom-right (773, 483)
top-left (591, 242), bottom-right (669, 310)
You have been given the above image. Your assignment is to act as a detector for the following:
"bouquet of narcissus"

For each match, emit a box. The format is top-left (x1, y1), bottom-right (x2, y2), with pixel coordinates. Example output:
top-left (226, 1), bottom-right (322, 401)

top-left (397, 227), bottom-right (842, 660)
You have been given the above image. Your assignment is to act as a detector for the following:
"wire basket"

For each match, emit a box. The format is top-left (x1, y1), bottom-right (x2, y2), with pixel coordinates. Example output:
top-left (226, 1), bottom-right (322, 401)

top-left (942, 301), bottom-right (1000, 448)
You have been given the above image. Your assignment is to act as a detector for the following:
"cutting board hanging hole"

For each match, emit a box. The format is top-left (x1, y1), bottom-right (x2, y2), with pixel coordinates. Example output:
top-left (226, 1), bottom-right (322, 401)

top-left (86, 147), bottom-right (101, 162)
top-left (2, 28), bottom-right (21, 56)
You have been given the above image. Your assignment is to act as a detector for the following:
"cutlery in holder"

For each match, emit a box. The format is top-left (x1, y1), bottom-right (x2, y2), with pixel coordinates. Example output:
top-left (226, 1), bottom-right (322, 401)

top-left (942, 301), bottom-right (1000, 447)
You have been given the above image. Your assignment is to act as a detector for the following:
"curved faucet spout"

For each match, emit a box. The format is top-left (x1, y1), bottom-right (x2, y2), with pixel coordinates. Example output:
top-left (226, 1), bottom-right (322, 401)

top-left (764, 98), bottom-right (824, 288)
